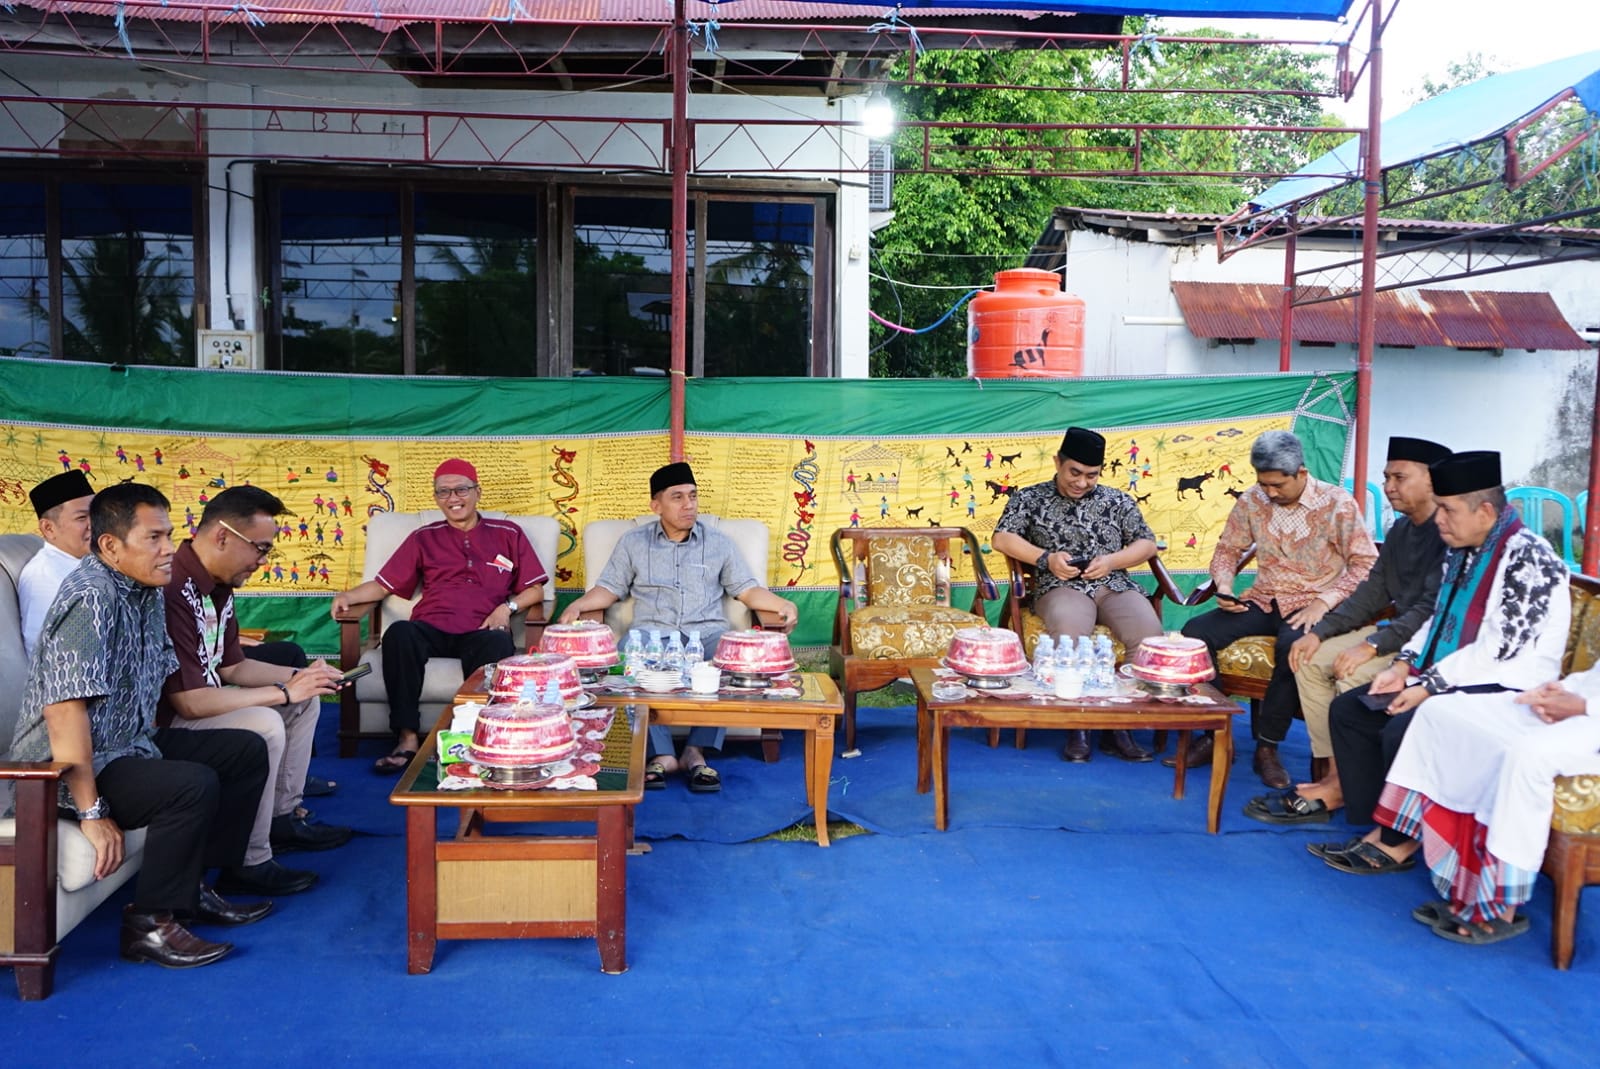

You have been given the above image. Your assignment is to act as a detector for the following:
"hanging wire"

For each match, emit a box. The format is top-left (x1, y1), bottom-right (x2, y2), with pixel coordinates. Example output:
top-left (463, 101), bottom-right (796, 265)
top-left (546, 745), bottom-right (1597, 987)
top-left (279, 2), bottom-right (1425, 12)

top-left (866, 6), bottom-right (924, 56)
top-left (869, 288), bottom-right (980, 335)
top-left (501, 0), bottom-right (528, 23)
top-left (113, 2), bottom-right (135, 58)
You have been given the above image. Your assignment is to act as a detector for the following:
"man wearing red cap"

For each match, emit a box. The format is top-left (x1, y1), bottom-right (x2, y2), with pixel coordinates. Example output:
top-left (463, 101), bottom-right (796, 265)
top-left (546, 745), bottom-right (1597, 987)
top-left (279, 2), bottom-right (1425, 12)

top-left (332, 459), bottom-right (548, 772)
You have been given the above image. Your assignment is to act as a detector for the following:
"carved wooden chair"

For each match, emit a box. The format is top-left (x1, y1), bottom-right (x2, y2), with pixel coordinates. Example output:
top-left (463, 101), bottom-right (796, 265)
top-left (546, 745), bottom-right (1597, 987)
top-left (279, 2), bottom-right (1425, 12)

top-left (334, 511), bottom-right (560, 755)
top-left (995, 549), bottom-right (1185, 749)
top-left (1545, 570), bottom-right (1600, 969)
top-left (829, 526), bottom-right (998, 752)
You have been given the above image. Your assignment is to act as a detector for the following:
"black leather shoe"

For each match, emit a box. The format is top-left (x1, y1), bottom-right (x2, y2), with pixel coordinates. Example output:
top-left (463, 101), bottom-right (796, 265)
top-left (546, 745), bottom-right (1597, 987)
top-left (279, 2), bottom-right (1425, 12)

top-left (1253, 743), bottom-right (1291, 790)
top-left (187, 885), bottom-right (273, 927)
top-left (1061, 730), bottom-right (1091, 763)
top-left (270, 813), bottom-right (353, 853)
top-left (1099, 729), bottom-right (1153, 762)
top-left (216, 859), bottom-right (319, 896)
top-left (120, 908), bottom-right (233, 969)
top-left (1161, 732), bottom-right (1215, 769)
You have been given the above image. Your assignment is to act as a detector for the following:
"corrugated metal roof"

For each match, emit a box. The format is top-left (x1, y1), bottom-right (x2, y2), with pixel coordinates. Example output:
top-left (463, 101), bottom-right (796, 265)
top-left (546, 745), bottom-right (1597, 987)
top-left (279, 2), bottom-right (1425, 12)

top-left (1170, 282), bottom-right (1592, 351)
top-left (11, 0), bottom-right (1052, 25)
top-left (1057, 206), bottom-right (1600, 240)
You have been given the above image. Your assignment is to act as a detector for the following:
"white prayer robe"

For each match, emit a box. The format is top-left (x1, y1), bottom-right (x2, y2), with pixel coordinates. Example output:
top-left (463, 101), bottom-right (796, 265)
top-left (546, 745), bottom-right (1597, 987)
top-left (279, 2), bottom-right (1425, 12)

top-left (17, 540), bottom-right (83, 660)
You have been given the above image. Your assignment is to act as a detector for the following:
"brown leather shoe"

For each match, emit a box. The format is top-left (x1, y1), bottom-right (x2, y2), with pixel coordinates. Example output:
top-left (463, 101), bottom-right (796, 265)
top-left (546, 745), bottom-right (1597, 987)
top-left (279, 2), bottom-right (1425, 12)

top-left (1061, 730), bottom-right (1091, 763)
top-left (187, 885), bottom-right (273, 927)
top-left (1161, 732), bottom-right (1215, 769)
top-left (1253, 743), bottom-right (1291, 789)
top-left (120, 908), bottom-right (234, 969)
top-left (1099, 729), bottom-right (1153, 763)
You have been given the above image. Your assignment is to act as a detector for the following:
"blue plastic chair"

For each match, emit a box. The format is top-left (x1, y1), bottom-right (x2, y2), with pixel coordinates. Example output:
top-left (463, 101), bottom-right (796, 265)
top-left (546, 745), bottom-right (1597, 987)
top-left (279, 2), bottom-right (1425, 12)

top-left (1579, 490), bottom-right (1589, 533)
top-left (1342, 479), bottom-right (1389, 540)
top-left (1507, 486), bottom-right (1577, 568)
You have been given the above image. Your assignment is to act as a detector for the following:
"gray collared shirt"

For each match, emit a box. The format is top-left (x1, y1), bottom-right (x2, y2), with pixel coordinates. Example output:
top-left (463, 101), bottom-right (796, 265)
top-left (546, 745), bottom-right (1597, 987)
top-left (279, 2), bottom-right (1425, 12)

top-left (595, 521), bottom-right (759, 643)
top-left (8, 554), bottom-right (177, 799)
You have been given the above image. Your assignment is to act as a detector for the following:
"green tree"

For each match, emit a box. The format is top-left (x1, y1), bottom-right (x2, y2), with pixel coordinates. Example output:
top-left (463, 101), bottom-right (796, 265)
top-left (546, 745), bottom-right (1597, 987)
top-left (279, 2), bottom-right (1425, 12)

top-left (39, 234), bottom-right (192, 366)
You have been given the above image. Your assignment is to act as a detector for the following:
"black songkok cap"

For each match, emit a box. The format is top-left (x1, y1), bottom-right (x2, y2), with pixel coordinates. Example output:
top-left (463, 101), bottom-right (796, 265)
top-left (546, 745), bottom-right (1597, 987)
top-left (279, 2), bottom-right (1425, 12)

top-left (650, 462), bottom-right (696, 497)
top-left (1058, 427), bottom-right (1106, 467)
top-left (1386, 436), bottom-right (1450, 467)
top-left (1430, 450), bottom-right (1502, 497)
top-left (30, 470), bottom-right (94, 517)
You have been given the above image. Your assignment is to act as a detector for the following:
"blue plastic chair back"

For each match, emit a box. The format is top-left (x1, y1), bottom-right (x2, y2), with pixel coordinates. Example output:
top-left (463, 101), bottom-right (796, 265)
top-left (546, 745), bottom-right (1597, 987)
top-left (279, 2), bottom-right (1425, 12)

top-left (1341, 479), bottom-right (1389, 540)
top-left (1507, 486), bottom-right (1576, 568)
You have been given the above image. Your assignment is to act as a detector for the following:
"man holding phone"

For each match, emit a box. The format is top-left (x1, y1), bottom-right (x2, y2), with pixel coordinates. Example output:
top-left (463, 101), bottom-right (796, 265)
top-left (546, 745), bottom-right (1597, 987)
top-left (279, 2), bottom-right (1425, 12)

top-left (160, 486), bottom-right (352, 897)
top-left (994, 427), bottom-right (1163, 763)
top-left (1177, 430), bottom-right (1378, 789)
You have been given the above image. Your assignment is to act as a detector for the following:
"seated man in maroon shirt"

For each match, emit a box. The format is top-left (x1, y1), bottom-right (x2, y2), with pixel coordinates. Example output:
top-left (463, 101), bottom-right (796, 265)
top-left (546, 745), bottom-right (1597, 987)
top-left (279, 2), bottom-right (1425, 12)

top-left (332, 459), bottom-right (548, 773)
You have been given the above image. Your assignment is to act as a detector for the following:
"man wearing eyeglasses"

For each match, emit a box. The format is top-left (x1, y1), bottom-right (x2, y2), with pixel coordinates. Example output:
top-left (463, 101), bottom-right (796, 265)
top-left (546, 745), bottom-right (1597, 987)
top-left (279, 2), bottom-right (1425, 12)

top-left (332, 458), bottom-right (548, 774)
top-left (159, 486), bottom-right (352, 898)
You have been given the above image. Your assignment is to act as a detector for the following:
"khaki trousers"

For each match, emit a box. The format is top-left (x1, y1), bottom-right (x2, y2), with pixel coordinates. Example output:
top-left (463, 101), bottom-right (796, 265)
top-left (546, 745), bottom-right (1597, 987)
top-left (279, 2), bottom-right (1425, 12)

top-left (1035, 585), bottom-right (1163, 649)
top-left (165, 696), bottom-right (319, 866)
top-left (1293, 626), bottom-right (1393, 759)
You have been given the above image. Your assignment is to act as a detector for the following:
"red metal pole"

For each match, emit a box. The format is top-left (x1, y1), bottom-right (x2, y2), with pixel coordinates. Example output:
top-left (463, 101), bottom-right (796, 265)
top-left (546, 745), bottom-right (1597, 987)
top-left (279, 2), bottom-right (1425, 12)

top-left (668, 0), bottom-right (689, 462)
top-left (1278, 213), bottom-right (1296, 372)
top-left (1585, 347), bottom-right (1600, 577)
top-left (1351, 0), bottom-right (1383, 519)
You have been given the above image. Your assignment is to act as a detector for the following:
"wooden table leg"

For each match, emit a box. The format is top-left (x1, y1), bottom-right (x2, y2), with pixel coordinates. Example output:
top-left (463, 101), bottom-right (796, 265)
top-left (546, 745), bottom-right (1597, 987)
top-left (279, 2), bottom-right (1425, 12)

top-left (916, 694), bottom-right (932, 794)
top-left (595, 805), bottom-right (629, 974)
top-left (802, 726), bottom-right (815, 807)
top-left (1207, 722), bottom-right (1233, 835)
top-left (932, 711), bottom-right (950, 831)
top-left (406, 806), bottom-right (438, 975)
top-left (1171, 731), bottom-right (1190, 800)
top-left (812, 717), bottom-right (833, 847)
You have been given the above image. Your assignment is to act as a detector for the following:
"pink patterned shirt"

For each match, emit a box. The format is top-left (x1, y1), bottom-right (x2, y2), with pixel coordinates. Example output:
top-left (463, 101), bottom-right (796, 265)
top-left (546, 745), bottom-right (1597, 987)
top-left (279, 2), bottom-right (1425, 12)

top-left (1209, 476), bottom-right (1378, 614)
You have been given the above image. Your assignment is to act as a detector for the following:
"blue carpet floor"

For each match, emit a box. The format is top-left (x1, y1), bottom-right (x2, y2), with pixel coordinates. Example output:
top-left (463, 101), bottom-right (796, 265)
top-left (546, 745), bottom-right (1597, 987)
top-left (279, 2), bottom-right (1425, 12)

top-left (8, 701), bottom-right (1599, 1066)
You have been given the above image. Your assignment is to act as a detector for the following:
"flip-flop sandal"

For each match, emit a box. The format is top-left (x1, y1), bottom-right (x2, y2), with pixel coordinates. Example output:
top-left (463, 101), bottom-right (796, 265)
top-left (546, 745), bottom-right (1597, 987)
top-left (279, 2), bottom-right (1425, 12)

top-left (1432, 913), bottom-right (1530, 945)
top-left (373, 749), bottom-right (416, 775)
top-left (1307, 837), bottom-right (1364, 860)
top-left (687, 764), bottom-right (722, 794)
top-left (1323, 840), bottom-right (1416, 875)
top-left (1244, 790), bottom-right (1332, 825)
top-left (644, 761), bottom-right (669, 790)
top-left (1411, 902), bottom-right (1456, 926)
top-left (304, 775), bottom-right (338, 797)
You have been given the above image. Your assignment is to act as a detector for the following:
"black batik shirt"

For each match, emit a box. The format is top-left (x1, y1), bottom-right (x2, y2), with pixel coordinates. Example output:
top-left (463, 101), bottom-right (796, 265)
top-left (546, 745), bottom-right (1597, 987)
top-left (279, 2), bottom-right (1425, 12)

top-left (995, 481), bottom-right (1156, 600)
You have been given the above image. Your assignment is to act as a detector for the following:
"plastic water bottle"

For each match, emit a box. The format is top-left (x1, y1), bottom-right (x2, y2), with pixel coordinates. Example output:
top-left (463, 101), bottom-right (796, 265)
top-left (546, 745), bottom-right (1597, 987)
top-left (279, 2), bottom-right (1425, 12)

top-left (622, 629), bottom-right (644, 683)
top-left (1093, 634), bottom-right (1116, 692)
top-left (645, 628), bottom-right (664, 671)
top-left (1032, 634), bottom-right (1055, 687)
top-left (1054, 634), bottom-right (1083, 699)
top-left (685, 629), bottom-right (705, 670)
top-left (665, 631), bottom-right (686, 683)
top-left (1076, 635), bottom-right (1096, 694)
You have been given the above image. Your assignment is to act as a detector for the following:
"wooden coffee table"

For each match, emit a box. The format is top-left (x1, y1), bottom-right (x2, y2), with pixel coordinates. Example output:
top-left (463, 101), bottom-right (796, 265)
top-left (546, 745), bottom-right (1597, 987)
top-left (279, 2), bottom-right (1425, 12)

top-left (590, 672), bottom-right (844, 847)
top-left (911, 667), bottom-right (1236, 833)
top-left (389, 701), bottom-right (647, 975)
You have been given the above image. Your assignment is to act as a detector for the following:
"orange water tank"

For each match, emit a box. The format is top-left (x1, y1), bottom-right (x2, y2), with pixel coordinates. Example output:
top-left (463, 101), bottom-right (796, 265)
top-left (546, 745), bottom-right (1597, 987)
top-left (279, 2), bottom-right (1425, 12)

top-left (966, 268), bottom-right (1085, 379)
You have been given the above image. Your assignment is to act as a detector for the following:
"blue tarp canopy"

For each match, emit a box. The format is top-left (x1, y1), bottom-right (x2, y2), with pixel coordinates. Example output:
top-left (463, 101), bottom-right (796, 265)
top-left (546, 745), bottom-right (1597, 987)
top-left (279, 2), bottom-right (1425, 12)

top-left (1253, 49), bottom-right (1600, 213)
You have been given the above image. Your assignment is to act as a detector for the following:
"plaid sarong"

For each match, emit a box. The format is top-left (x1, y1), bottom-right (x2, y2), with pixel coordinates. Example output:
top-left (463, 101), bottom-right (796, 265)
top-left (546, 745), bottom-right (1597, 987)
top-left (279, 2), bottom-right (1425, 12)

top-left (1375, 782), bottom-right (1536, 923)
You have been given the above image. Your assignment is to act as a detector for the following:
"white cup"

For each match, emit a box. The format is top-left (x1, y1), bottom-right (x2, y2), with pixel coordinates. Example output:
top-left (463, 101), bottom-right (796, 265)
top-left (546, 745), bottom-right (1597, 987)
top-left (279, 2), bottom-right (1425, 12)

top-left (690, 664), bottom-right (721, 694)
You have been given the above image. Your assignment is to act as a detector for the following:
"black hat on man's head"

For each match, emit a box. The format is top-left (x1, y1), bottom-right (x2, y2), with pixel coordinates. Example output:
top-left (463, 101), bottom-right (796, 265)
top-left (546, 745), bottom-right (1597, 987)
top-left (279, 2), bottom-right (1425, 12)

top-left (1430, 450), bottom-right (1501, 497)
top-left (1058, 427), bottom-right (1106, 467)
top-left (30, 470), bottom-right (94, 517)
top-left (650, 461), bottom-right (696, 497)
top-left (1386, 436), bottom-right (1450, 467)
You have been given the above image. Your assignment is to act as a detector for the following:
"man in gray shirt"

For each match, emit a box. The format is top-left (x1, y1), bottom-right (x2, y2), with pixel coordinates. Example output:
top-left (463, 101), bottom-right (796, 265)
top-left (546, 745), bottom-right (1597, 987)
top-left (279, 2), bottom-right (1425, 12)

top-left (1249, 436), bottom-right (1450, 825)
top-left (561, 462), bottom-right (795, 792)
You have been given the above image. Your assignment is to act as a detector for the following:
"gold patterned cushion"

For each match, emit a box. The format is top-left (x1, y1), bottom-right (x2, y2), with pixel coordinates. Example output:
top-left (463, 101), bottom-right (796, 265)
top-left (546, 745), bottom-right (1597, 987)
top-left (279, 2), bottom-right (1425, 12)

top-left (1217, 635), bottom-right (1276, 682)
top-left (1018, 608), bottom-right (1127, 663)
top-left (1553, 774), bottom-right (1600, 834)
top-left (1563, 583), bottom-right (1600, 675)
top-left (850, 604), bottom-right (984, 659)
top-left (866, 536), bottom-right (938, 606)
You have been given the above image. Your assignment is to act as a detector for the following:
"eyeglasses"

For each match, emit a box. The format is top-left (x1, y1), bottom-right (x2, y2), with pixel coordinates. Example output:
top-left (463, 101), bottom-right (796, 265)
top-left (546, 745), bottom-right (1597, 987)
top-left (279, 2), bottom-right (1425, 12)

top-left (433, 484), bottom-right (479, 500)
top-left (218, 518), bottom-right (275, 559)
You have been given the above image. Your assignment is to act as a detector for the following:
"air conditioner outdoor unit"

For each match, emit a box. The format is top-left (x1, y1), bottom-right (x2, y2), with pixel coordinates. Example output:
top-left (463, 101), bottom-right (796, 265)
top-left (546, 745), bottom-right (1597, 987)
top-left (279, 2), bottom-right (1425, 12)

top-left (868, 142), bottom-right (893, 211)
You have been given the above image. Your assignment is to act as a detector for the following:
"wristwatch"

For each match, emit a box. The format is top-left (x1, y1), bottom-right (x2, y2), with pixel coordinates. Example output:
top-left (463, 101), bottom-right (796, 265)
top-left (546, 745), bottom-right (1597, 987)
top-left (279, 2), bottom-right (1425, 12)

top-left (1035, 550), bottom-right (1052, 570)
top-left (74, 796), bottom-right (111, 821)
top-left (1364, 634), bottom-right (1383, 652)
top-left (505, 598), bottom-right (521, 615)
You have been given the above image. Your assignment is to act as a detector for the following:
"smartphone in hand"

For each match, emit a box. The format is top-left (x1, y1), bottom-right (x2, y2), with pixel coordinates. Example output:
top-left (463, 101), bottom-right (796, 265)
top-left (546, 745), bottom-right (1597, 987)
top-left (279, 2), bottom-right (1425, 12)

top-left (1357, 689), bottom-right (1395, 712)
top-left (1065, 554), bottom-right (1092, 570)
top-left (1214, 592), bottom-right (1242, 605)
top-left (339, 662), bottom-right (373, 684)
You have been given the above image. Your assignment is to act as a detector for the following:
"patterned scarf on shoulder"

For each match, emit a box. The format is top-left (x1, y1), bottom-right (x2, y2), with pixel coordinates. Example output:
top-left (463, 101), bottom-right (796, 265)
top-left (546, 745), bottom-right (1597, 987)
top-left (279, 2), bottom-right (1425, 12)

top-left (1420, 503), bottom-right (1523, 669)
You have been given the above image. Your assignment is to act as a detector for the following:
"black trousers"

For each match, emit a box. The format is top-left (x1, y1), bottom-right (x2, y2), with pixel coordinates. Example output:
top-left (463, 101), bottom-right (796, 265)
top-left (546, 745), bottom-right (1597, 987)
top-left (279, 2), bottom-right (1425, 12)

top-left (1327, 684), bottom-right (1416, 826)
top-left (380, 619), bottom-right (515, 735)
top-left (94, 728), bottom-right (268, 914)
top-left (1181, 601), bottom-right (1303, 744)
top-left (243, 640), bottom-right (309, 670)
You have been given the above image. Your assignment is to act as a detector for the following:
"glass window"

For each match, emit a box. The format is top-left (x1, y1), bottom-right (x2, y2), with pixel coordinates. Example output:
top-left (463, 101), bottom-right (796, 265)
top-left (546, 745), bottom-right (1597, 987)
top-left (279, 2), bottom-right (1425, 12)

top-left (414, 191), bottom-right (539, 377)
top-left (59, 181), bottom-right (196, 366)
top-left (571, 195), bottom-right (682, 377)
top-left (277, 187), bottom-right (402, 375)
top-left (0, 181), bottom-right (49, 359)
top-left (702, 200), bottom-right (814, 377)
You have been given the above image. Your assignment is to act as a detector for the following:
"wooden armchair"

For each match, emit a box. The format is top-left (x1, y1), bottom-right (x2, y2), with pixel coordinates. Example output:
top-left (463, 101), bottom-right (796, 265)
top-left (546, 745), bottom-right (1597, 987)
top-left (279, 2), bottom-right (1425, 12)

top-left (1545, 570), bottom-right (1600, 969)
top-left (829, 526), bottom-right (999, 752)
top-left (996, 549), bottom-right (1185, 749)
top-left (334, 511), bottom-right (560, 755)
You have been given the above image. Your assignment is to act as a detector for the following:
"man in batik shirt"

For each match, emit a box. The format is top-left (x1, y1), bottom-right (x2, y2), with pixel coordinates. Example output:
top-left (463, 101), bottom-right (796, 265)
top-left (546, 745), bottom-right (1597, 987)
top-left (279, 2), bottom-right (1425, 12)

top-left (994, 426), bottom-right (1162, 763)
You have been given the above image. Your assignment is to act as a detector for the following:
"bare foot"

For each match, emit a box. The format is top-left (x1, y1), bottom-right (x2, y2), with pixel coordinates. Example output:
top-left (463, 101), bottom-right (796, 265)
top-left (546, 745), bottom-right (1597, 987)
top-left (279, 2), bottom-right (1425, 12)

top-left (652, 754), bottom-right (682, 776)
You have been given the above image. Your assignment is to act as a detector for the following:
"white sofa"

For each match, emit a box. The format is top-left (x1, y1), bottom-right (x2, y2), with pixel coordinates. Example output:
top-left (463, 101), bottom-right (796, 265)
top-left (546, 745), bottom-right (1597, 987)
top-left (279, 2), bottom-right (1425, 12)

top-left (0, 533), bottom-right (147, 1000)
top-left (336, 511), bottom-right (561, 754)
